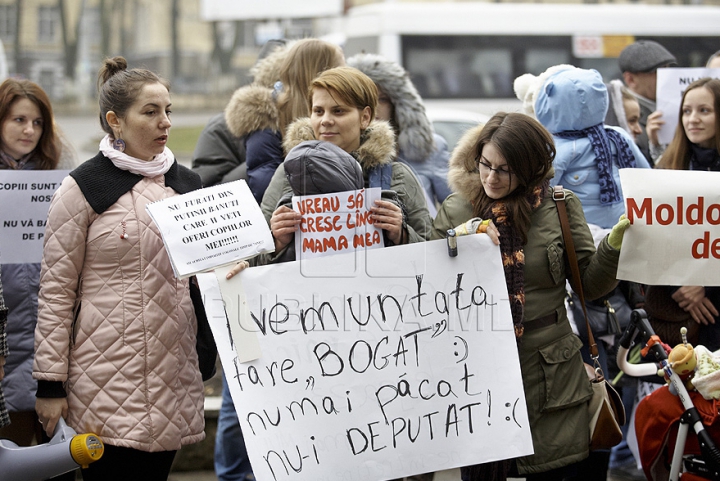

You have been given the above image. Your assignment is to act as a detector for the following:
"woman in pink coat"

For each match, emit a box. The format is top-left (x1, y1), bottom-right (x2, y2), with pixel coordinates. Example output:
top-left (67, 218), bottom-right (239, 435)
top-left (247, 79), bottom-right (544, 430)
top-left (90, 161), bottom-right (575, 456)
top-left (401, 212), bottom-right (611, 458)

top-left (33, 57), bottom-right (205, 481)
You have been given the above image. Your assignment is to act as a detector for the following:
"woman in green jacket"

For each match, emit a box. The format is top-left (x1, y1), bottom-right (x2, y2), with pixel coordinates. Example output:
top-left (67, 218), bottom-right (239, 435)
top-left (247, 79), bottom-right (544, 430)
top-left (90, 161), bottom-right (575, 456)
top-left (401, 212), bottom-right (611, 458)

top-left (431, 113), bottom-right (628, 480)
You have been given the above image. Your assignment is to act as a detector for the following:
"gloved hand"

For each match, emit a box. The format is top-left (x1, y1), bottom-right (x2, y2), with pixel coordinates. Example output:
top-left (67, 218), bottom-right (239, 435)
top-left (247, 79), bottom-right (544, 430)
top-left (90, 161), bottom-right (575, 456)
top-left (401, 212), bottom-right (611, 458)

top-left (454, 218), bottom-right (490, 236)
top-left (608, 215), bottom-right (630, 250)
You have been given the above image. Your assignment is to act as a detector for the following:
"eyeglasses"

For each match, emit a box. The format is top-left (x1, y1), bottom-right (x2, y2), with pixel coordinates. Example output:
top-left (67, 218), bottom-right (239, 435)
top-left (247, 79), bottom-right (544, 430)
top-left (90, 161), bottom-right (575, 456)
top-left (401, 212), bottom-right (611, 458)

top-left (477, 159), bottom-right (512, 179)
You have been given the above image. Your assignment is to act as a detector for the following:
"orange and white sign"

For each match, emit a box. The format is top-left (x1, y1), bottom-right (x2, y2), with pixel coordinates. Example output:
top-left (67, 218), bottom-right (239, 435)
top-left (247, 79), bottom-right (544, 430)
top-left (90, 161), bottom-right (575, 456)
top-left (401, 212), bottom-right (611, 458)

top-left (293, 188), bottom-right (384, 261)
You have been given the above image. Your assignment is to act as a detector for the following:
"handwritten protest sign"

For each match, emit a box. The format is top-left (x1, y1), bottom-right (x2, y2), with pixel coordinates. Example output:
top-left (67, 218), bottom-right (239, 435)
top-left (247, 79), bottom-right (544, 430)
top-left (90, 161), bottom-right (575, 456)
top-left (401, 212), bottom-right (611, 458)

top-left (202, 236), bottom-right (532, 481)
top-left (294, 188), bottom-right (383, 260)
top-left (146, 180), bottom-right (273, 278)
top-left (0, 170), bottom-right (68, 264)
top-left (619, 168), bottom-right (720, 286)
top-left (657, 67), bottom-right (720, 145)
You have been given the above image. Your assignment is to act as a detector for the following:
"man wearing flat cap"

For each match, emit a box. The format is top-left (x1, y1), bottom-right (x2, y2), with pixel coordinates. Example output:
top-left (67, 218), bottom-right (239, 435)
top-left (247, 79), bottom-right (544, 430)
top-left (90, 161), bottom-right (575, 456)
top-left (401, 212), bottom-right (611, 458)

top-left (619, 40), bottom-right (677, 164)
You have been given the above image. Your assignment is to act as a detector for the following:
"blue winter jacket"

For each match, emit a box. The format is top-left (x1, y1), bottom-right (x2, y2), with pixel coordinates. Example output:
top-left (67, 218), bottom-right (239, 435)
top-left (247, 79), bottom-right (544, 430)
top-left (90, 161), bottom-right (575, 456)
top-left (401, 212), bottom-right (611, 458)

top-left (535, 68), bottom-right (651, 229)
top-left (245, 129), bottom-right (283, 204)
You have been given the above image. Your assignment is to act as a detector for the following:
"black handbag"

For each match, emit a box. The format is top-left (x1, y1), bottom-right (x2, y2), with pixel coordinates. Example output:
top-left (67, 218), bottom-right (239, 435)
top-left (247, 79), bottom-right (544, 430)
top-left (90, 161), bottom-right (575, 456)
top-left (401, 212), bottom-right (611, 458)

top-left (568, 286), bottom-right (632, 338)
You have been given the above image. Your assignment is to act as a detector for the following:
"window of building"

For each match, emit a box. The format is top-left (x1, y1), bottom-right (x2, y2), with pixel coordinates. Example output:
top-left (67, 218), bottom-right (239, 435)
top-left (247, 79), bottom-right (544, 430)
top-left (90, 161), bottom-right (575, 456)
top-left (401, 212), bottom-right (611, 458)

top-left (38, 5), bottom-right (59, 43)
top-left (0, 4), bottom-right (16, 42)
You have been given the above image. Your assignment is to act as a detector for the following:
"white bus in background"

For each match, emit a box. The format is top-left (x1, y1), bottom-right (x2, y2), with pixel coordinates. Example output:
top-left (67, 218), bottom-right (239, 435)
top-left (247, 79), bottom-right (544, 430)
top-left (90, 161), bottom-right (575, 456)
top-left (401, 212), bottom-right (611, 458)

top-left (335, 2), bottom-right (720, 103)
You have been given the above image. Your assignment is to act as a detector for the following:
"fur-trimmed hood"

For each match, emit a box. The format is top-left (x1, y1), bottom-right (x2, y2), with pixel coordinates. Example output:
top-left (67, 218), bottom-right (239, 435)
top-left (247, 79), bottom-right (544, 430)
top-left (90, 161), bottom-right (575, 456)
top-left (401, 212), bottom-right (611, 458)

top-left (283, 118), bottom-right (397, 171)
top-left (224, 41), bottom-right (293, 138)
top-left (447, 124), bottom-right (554, 202)
top-left (224, 85), bottom-right (278, 138)
top-left (447, 124), bottom-right (484, 202)
top-left (346, 53), bottom-right (434, 163)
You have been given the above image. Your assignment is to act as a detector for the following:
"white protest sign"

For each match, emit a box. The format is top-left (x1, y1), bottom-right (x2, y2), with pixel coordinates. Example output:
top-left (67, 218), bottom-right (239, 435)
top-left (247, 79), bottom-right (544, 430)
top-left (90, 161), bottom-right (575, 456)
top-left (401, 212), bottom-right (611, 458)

top-left (656, 67), bottom-right (720, 145)
top-left (205, 236), bottom-right (532, 481)
top-left (618, 168), bottom-right (720, 286)
top-left (293, 188), bottom-right (383, 260)
top-left (146, 180), bottom-right (273, 278)
top-left (0, 170), bottom-right (68, 264)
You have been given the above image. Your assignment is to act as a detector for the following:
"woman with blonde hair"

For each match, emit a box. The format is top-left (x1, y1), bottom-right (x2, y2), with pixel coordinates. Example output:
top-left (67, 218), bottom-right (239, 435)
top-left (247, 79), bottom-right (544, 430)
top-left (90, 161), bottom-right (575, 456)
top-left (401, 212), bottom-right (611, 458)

top-left (224, 38), bottom-right (344, 202)
top-left (276, 38), bottom-right (345, 135)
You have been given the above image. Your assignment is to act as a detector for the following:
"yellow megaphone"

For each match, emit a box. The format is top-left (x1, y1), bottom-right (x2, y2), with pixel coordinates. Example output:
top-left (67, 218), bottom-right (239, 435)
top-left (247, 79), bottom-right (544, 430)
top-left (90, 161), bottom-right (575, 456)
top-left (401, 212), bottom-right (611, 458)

top-left (0, 417), bottom-right (104, 481)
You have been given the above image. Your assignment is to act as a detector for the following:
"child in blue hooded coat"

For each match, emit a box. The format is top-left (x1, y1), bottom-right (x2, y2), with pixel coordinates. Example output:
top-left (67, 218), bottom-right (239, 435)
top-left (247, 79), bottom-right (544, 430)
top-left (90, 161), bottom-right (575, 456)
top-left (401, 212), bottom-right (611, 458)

top-left (516, 67), bottom-right (651, 229)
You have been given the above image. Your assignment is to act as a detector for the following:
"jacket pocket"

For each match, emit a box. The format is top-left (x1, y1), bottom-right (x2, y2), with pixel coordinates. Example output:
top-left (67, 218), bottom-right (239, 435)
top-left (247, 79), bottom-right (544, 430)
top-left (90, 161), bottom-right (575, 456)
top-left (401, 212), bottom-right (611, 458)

top-left (538, 333), bottom-right (592, 412)
top-left (564, 169), bottom-right (591, 187)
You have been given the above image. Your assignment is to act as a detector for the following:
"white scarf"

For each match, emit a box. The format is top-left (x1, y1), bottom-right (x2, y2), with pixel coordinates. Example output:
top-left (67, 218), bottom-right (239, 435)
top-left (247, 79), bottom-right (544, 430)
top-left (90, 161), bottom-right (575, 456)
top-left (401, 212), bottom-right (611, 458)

top-left (99, 134), bottom-right (174, 177)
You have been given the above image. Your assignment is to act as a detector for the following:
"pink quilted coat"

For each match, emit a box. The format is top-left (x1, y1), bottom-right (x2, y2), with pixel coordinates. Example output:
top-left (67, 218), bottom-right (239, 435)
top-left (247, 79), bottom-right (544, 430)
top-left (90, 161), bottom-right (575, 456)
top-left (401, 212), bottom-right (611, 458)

top-left (33, 173), bottom-right (205, 451)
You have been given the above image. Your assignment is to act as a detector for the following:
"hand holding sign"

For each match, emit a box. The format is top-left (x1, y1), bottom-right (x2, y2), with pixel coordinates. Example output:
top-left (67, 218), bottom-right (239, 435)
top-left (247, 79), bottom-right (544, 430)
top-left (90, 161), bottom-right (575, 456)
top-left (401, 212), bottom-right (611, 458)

top-left (270, 205), bottom-right (302, 251)
top-left (146, 180), bottom-right (274, 278)
top-left (618, 169), bottom-right (720, 286)
top-left (202, 236), bottom-right (533, 481)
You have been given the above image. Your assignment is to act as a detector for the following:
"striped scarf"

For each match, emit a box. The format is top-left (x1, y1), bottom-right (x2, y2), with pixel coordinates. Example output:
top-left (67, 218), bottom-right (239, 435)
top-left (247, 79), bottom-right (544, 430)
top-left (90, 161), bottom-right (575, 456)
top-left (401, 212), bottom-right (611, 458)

top-left (486, 180), bottom-right (549, 338)
top-left (0, 150), bottom-right (33, 170)
top-left (554, 123), bottom-right (636, 204)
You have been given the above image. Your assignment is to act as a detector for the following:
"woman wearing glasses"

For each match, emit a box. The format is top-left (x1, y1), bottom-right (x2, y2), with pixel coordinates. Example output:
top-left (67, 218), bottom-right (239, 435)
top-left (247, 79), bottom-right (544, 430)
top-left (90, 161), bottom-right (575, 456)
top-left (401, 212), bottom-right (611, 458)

top-left (431, 112), bottom-right (628, 481)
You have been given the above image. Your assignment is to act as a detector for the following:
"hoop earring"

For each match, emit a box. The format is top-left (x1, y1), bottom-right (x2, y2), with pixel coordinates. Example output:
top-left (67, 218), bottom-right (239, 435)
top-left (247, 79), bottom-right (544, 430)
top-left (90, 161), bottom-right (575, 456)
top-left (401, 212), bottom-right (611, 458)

top-left (112, 138), bottom-right (126, 152)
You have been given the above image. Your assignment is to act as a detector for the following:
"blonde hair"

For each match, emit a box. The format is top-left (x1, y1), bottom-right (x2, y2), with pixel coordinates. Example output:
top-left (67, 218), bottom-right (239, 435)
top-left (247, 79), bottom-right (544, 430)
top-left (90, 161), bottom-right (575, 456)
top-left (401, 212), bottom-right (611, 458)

top-left (309, 66), bottom-right (378, 122)
top-left (277, 39), bottom-right (344, 134)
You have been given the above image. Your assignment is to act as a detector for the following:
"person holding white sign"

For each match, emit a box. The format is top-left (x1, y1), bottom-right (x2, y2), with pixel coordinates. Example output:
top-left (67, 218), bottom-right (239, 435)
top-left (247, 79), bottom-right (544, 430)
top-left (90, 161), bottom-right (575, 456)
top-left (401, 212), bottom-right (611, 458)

top-left (33, 57), bottom-right (206, 481)
top-left (618, 40), bottom-right (678, 165)
top-left (0, 78), bottom-right (74, 458)
top-left (432, 113), bottom-right (627, 481)
top-left (653, 77), bottom-right (720, 339)
top-left (519, 64), bottom-right (649, 481)
top-left (251, 140), bottom-right (365, 266)
top-left (259, 66), bottom-right (433, 257)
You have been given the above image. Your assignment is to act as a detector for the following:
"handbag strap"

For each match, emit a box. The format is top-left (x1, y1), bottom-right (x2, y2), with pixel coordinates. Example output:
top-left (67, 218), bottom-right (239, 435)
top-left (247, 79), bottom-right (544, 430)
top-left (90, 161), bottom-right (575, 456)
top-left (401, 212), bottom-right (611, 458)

top-left (552, 186), bottom-right (601, 364)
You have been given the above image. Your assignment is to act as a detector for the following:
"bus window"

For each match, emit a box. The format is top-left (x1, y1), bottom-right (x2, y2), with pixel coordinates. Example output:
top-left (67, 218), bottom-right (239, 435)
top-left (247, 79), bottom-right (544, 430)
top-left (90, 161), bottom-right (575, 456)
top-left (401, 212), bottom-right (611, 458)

top-left (525, 49), bottom-right (570, 76)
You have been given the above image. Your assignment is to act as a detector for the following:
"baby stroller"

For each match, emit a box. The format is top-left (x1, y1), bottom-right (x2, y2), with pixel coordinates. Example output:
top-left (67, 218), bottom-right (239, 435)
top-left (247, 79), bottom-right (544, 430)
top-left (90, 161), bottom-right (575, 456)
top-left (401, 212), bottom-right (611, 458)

top-left (617, 309), bottom-right (720, 481)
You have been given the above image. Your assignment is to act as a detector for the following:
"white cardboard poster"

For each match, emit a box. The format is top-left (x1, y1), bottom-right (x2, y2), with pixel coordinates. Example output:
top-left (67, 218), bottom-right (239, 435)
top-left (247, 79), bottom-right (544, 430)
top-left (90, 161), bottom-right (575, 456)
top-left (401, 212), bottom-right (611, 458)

top-left (146, 180), bottom-right (274, 278)
top-left (293, 188), bottom-right (383, 261)
top-left (618, 168), bottom-right (720, 286)
top-left (0, 170), bottom-right (68, 264)
top-left (656, 67), bottom-right (720, 145)
top-left (202, 236), bottom-right (533, 481)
